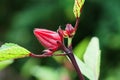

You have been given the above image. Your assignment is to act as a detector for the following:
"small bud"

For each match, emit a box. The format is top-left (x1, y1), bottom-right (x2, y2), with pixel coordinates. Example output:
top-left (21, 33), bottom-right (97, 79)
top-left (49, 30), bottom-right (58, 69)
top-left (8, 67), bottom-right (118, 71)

top-left (73, 0), bottom-right (85, 18)
top-left (42, 49), bottom-right (53, 55)
top-left (57, 27), bottom-right (65, 38)
top-left (34, 28), bottom-right (63, 54)
top-left (64, 24), bottom-right (75, 38)
top-left (57, 24), bottom-right (75, 38)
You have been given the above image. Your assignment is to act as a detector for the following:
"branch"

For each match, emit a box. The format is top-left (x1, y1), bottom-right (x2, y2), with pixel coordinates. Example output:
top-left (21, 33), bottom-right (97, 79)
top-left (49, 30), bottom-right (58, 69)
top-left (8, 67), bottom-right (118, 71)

top-left (29, 53), bottom-right (66, 58)
top-left (74, 17), bottom-right (80, 32)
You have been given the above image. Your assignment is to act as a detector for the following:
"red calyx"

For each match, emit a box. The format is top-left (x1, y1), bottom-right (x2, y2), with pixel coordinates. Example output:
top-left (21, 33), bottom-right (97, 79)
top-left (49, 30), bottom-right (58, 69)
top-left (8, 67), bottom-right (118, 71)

top-left (34, 28), bottom-right (63, 55)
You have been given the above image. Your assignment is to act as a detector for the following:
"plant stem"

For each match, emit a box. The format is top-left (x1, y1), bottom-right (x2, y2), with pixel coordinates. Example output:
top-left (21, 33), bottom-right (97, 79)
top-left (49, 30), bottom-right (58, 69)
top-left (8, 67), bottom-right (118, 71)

top-left (62, 46), bottom-right (84, 80)
top-left (74, 17), bottom-right (80, 31)
top-left (30, 53), bottom-right (66, 58)
top-left (59, 40), bottom-right (84, 80)
top-left (67, 52), bottom-right (84, 80)
top-left (68, 38), bottom-right (72, 47)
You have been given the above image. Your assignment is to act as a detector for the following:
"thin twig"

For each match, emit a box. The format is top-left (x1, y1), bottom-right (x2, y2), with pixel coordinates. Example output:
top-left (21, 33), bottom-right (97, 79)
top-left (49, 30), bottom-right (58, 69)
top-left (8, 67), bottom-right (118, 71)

top-left (74, 17), bottom-right (80, 31)
top-left (29, 53), bottom-right (66, 58)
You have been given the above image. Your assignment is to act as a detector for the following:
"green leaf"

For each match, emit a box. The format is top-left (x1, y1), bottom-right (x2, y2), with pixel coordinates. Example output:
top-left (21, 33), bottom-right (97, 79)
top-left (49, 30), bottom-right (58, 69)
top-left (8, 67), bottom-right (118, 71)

top-left (31, 66), bottom-right (69, 80)
top-left (73, 0), bottom-right (85, 18)
top-left (75, 55), bottom-right (94, 80)
top-left (83, 37), bottom-right (101, 80)
top-left (0, 43), bottom-right (30, 61)
top-left (31, 66), bottom-right (59, 80)
top-left (74, 37), bottom-right (90, 60)
top-left (73, 37), bottom-right (101, 80)
top-left (21, 58), bottom-right (39, 77)
top-left (0, 59), bottom-right (14, 70)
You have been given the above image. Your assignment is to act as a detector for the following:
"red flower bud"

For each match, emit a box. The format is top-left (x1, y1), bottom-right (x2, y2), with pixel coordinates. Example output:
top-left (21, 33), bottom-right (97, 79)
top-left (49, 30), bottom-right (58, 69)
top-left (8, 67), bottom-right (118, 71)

top-left (57, 24), bottom-right (75, 38)
top-left (62, 24), bottom-right (75, 38)
top-left (34, 28), bottom-right (62, 54)
top-left (65, 24), bottom-right (75, 37)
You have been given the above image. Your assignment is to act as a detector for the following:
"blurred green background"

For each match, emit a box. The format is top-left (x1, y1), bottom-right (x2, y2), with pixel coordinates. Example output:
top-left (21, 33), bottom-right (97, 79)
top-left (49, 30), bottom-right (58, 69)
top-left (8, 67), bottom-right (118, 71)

top-left (0, 0), bottom-right (120, 80)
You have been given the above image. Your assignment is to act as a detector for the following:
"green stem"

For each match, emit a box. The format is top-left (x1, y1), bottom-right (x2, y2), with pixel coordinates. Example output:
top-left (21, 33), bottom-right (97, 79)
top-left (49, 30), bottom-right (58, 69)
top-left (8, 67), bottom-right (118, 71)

top-left (68, 38), bottom-right (72, 47)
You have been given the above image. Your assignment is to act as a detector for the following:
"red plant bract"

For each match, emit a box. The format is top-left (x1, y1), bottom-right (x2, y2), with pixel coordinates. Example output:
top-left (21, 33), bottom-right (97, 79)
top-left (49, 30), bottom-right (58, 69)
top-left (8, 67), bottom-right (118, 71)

top-left (34, 28), bottom-right (62, 51)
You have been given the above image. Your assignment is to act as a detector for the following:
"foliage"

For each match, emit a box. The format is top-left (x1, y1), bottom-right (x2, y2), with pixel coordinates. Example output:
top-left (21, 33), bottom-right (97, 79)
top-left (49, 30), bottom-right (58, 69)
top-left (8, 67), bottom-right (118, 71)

top-left (0, 0), bottom-right (120, 80)
top-left (73, 0), bottom-right (85, 17)
top-left (0, 59), bottom-right (13, 70)
top-left (73, 37), bottom-right (101, 80)
top-left (0, 43), bottom-right (30, 61)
